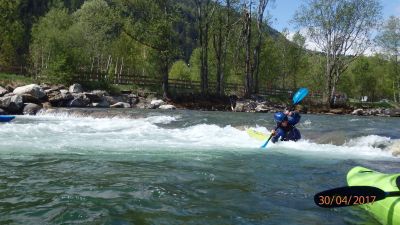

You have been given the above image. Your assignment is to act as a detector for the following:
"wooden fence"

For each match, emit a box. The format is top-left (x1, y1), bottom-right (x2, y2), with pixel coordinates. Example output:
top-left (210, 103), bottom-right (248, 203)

top-left (0, 66), bottom-right (28, 75)
top-left (0, 66), bottom-right (322, 100)
top-left (77, 71), bottom-right (323, 100)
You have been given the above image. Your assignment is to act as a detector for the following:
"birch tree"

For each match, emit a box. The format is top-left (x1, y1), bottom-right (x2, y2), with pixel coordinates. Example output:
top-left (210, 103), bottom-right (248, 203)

top-left (294, 0), bottom-right (381, 107)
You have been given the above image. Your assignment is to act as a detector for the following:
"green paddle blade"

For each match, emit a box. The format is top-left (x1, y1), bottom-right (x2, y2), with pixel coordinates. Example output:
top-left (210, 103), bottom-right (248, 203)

top-left (314, 186), bottom-right (387, 208)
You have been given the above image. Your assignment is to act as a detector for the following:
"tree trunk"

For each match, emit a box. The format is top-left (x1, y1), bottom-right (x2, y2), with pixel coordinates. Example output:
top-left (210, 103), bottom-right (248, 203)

top-left (244, 9), bottom-right (252, 97)
top-left (162, 56), bottom-right (169, 98)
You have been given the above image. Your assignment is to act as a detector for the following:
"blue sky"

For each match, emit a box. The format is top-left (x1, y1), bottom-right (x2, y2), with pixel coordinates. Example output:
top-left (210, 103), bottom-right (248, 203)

top-left (268, 0), bottom-right (400, 32)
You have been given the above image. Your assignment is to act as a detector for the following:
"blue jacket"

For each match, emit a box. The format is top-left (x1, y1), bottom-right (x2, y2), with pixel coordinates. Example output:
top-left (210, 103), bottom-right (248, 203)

top-left (288, 111), bottom-right (301, 126)
top-left (271, 111), bottom-right (301, 143)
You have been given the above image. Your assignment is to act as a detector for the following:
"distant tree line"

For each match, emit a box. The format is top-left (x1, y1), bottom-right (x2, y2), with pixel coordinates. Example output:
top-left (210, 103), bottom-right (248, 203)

top-left (0, 0), bottom-right (399, 106)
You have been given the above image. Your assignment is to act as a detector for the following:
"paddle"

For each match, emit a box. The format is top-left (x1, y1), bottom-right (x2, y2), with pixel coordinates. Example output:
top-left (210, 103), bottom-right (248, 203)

top-left (260, 87), bottom-right (309, 148)
top-left (314, 186), bottom-right (400, 208)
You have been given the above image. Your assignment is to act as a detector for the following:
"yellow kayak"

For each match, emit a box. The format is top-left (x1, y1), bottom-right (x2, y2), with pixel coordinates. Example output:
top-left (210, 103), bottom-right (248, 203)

top-left (246, 129), bottom-right (270, 141)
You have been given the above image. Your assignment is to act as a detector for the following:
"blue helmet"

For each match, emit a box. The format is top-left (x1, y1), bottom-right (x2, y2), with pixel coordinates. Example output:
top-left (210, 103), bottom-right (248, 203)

top-left (274, 112), bottom-right (288, 123)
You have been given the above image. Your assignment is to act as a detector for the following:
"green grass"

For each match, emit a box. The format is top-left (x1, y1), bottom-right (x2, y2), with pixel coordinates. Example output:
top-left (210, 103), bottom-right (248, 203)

top-left (0, 73), bottom-right (35, 87)
top-left (349, 101), bottom-right (394, 109)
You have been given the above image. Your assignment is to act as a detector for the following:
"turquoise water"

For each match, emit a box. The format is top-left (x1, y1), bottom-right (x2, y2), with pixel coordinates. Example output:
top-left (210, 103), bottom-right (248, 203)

top-left (1, 109), bottom-right (399, 224)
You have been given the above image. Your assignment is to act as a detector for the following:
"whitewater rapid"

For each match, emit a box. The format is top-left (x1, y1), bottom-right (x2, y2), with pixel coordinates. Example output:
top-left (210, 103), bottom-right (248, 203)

top-left (0, 111), bottom-right (397, 160)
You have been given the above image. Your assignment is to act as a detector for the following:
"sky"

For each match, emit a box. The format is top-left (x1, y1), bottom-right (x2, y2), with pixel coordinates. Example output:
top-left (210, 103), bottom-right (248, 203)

top-left (267, 0), bottom-right (400, 54)
top-left (267, 0), bottom-right (400, 32)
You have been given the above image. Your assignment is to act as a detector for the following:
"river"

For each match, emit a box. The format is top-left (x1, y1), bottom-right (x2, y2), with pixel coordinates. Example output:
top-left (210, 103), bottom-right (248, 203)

top-left (0, 109), bottom-right (399, 224)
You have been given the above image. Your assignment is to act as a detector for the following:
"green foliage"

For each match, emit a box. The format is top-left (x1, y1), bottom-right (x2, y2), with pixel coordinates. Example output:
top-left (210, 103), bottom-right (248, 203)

top-left (352, 58), bottom-right (377, 100)
top-left (0, 73), bottom-right (33, 86)
top-left (0, 0), bottom-right (397, 102)
top-left (30, 8), bottom-right (82, 84)
top-left (0, 0), bottom-right (24, 66)
top-left (169, 60), bottom-right (190, 80)
top-left (189, 48), bottom-right (201, 81)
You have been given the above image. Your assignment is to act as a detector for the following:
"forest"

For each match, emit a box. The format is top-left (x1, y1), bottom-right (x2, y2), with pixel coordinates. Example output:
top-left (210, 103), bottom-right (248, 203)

top-left (0, 0), bottom-right (399, 107)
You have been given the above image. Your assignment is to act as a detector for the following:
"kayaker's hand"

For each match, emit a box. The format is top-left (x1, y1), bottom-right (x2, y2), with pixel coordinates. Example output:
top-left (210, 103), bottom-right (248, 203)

top-left (271, 130), bottom-right (276, 136)
top-left (284, 110), bottom-right (292, 116)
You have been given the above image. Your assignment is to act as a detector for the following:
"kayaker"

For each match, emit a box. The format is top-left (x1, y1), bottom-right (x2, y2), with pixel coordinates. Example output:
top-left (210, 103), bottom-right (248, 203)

top-left (270, 111), bottom-right (301, 143)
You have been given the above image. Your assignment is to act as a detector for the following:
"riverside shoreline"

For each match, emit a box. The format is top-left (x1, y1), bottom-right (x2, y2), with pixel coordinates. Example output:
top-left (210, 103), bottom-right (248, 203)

top-left (0, 83), bottom-right (399, 117)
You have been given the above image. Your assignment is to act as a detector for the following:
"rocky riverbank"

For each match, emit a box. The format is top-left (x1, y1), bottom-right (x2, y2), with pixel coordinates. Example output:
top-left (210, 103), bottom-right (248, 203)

top-left (0, 83), bottom-right (176, 115)
top-left (0, 83), bottom-right (399, 117)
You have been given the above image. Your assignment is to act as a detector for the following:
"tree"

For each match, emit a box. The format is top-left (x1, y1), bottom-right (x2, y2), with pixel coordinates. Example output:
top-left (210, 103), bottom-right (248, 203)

top-left (375, 16), bottom-right (400, 102)
top-left (288, 31), bottom-right (306, 89)
top-left (119, 0), bottom-right (180, 98)
top-left (352, 58), bottom-right (377, 101)
top-left (192, 0), bottom-right (216, 95)
top-left (30, 8), bottom-right (77, 83)
top-left (211, 0), bottom-right (238, 95)
top-left (169, 60), bottom-right (191, 80)
top-left (241, 0), bottom-right (271, 97)
top-left (294, 0), bottom-right (382, 107)
top-left (0, 0), bottom-right (24, 66)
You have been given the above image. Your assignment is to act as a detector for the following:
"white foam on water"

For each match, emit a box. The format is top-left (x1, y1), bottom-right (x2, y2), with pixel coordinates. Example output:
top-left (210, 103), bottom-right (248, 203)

top-left (267, 136), bottom-right (394, 159)
top-left (0, 113), bottom-right (397, 159)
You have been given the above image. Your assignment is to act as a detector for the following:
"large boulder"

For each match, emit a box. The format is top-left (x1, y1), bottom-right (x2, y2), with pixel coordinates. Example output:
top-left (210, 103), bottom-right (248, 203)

top-left (389, 108), bottom-right (400, 117)
top-left (0, 95), bottom-right (24, 113)
top-left (69, 83), bottom-right (83, 93)
top-left (48, 90), bottom-right (74, 106)
top-left (23, 103), bottom-right (42, 115)
top-left (351, 108), bottom-right (364, 116)
top-left (0, 86), bottom-right (8, 97)
top-left (255, 104), bottom-right (270, 113)
top-left (13, 84), bottom-right (46, 100)
top-left (233, 100), bottom-right (257, 112)
top-left (149, 99), bottom-right (165, 109)
top-left (84, 92), bottom-right (103, 102)
top-left (68, 93), bottom-right (90, 107)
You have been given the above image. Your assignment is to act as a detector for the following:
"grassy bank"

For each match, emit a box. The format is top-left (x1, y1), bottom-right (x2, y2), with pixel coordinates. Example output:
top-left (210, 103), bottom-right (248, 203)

top-left (0, 73), bottom-right (34, 87)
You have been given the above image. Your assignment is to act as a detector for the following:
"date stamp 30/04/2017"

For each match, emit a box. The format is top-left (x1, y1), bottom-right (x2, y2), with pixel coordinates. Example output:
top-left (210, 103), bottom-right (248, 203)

top-left (316, 195), bottom-right (377, 207)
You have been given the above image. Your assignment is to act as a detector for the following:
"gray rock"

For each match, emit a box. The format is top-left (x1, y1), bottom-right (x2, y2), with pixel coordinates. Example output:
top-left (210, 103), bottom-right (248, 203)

top-left (84, 92), bottom-right (103, 102)
top-left (150, 99), bottom-right (165, 107)
top-left (110, 102), bottom-right (131, 108)
top-left (5, 85), bottom-right (13, 92)
top-left (104, 95), bottom-right (130, 105)
top-left (329, 108), bottom-right (344, 114)
top-left (92, 100), bottom-right (110, 108)
top-left (91, 90), bottom-right (109, 97)
top-left (233, 101), bottom-right (245, 112)
top-left (48, 90), bottom-right (74, 106)
top-left (351, 108), bottom-right (364, 116)
top-left (0, 95), bottom-right (24, 113)
top-left (68, 93), bottom-right (90, 107)
top-left (383, 108), bottom-right (391, 115)
top-left (69, 83), bottom-right (83, 93)
top-left (0, 86), bottom-right (8, 97)
top-left (13, 84), bottom-right (46, 99)
top-left (0, 108), bottom-right (6, 115)
top-left (389, 108), bottom-right (400, 117)
top-left (3, 92), bottom-right (15, 97)
top-left (234, 100), bottom-right (257, 112)
top-left (60, 89), bottom-right (69, 95)
top-left (40, 84), bottom-right (51, 90)
top-left (23, 103), bottom-right (42, 115)
top-left (255, 104), bottom-right (269, 113)
top-left (42, 102), bottom-right (52, 109)
top-left (159, 104), bottom-right (176, 110)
